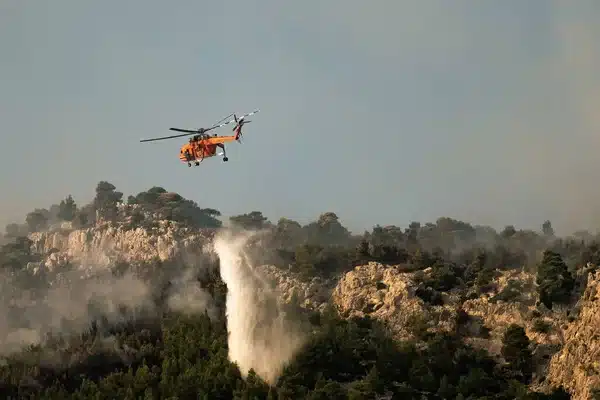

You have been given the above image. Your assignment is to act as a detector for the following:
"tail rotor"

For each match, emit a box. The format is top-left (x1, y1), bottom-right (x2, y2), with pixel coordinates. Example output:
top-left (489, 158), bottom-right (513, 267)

top-left (231, 109), bottom-right (258, 142)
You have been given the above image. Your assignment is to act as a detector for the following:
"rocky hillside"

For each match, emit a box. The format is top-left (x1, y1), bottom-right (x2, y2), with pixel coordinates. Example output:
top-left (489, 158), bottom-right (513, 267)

top-left (256, 258), bottom-right (600, 399)
top-left (545, 270), bottom-right (600, 400)
top-left (15, 215), bottom-right (599, 399)
top-left (3, 182), bottom-right (599, 398)
top-left (28, 219), bottom-right (212, 269)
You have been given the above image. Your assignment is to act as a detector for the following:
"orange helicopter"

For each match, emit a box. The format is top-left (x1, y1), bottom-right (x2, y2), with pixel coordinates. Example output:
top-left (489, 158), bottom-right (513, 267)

top-left (140, 110), bottom-right (259, 167)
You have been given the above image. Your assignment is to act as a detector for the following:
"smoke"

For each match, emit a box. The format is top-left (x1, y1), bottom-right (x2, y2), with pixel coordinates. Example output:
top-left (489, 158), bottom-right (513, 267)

top-left (0, 244), bottom-right (217, 359)
top-left (0, 267), bottom-right (154, 356)
top-left (213, 230), bottom-right (307, 385)
top-left (166, 265), bottom-right (217, 320)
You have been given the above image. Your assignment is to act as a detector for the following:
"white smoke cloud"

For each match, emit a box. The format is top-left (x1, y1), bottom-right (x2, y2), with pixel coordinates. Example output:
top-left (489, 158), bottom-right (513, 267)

top-left (213, 230), bottom-right (307, 385)
top-left (166, 265), bottom-right (217, 320)
top-left (0, 243), bottom-right (217, 358)
top-left (0, 268), bottom-right (155, 355)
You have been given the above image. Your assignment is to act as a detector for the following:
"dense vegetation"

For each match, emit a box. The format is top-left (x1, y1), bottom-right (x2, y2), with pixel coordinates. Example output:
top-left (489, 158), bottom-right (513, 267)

top-left (2, 181), bottom-right (597, 398)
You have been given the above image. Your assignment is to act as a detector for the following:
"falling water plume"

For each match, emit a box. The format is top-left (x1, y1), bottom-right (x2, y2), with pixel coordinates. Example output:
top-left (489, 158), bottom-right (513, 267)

top-left (213, 230), bottom-right (306, 385)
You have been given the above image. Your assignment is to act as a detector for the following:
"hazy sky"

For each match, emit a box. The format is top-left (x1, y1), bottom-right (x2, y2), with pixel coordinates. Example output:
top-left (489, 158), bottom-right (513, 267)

top-left (1, 1), bottom-right (599, 235)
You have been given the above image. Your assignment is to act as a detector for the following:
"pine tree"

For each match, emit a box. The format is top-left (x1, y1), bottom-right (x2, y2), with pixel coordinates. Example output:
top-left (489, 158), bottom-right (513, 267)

top-left (501, 324), bottom-right (533, 383)
top-left (536, 250), bottom-right (575, 309)
top-left (58, 194), bottom-right (77, 221)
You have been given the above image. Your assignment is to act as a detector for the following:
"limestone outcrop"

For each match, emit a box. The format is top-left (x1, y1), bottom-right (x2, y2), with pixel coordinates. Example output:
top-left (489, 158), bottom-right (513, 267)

top-left (28, 221), bottom-right (212, 270)
top-left (544, 271), bottom-right (600, 400)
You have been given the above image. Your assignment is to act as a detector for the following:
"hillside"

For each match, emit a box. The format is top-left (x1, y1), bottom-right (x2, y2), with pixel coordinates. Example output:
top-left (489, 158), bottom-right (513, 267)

top-left (1, 181), bottom-right (599, 398)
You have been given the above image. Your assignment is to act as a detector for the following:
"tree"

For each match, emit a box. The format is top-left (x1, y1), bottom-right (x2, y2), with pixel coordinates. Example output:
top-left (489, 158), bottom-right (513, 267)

top-left (126, 195), bottom-right (138, 205)
top-left (501, 225), bottom-right (516, 238)
top-left (229, 211), bottom-right (269, 231)
top-left (274, 217), bottom-right (303, 248)
top-left (405, 222), bottom-right (421, 244)
top-left (72, 203), bottom-right (96, 229)
top-left (58, 195), bottom-right (77, 221)
top-left (425, 262), bottom-right (460, 292)
top-left (5, 223), bottom-right (23, 237)
top-left (94, 181), bottom-right (123, 222)
top-left (134, 186), bottom-right (167, 206)
top-left (368, 225), bottom-right (404, 247)
top-left (48, 203), bottom-right (61, 223)
top-left (435, 217), bottom-right (476, 248)
top-left (304, 212), bottom-right (351, 246)
top-left (128, 187), bottom-right (222, 228)
top-left (0, 236), bottom-right (36, 270)
top-left (501, 324), bottom-right (533, 383)
top-left (536, 250), bottom-right (575, 309)
top-left (580, 242), bottom-right (600, 268)
top-left (166, 201), bottom-right (221, 228)
top-left (309, 379), bottom-right (347, 399)
top-left (542, 220), bottom-right (555, 237)
top-left (25, 208), bottom-right (49, 232)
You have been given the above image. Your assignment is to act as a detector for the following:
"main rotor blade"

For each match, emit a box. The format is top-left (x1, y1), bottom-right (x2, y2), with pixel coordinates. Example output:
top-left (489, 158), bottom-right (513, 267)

top-left (242, 109), bottom-right (259, 118)
top-left (212, 113), bottom-right (234, 127)
top-left (219, 109), bottom-right (260, 128)
top-left (237, 109), bottom-right (259, 121)
top-left (197, 112), bottom-right (236, 134)
top-left (169, 128), bottom-right (199, 133)
top-left (140, 131), bottom-right (196, 142)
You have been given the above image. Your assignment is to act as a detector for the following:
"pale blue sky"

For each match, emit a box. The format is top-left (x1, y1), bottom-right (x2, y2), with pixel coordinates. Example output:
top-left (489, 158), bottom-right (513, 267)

top-left (1, 1), bottom-right (599, 235)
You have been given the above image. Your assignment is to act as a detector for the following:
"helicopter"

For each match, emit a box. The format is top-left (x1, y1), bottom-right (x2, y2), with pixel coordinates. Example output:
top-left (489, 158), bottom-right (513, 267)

top-left (140, 110), bottom-right (259, 167)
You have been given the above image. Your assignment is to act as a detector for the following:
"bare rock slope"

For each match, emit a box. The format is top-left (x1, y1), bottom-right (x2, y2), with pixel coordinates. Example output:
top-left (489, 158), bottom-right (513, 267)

top-left (28, 221), bottom-right (212, 270)
top-left (544, 271), bottom-right (600, 400)
top-left (331, 262), bottom-right (429, 340)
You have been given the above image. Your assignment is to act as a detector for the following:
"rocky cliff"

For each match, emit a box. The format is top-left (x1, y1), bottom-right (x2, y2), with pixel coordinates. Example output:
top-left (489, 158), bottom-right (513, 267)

top-left (20, 220), bottom-right (600, 398)
top-left (28, 220), bottom-right (213, 270)
top-left (331, 262), bottom-right (431, 340)
top-left (544, 270), bottom-right (600, 400)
